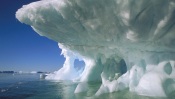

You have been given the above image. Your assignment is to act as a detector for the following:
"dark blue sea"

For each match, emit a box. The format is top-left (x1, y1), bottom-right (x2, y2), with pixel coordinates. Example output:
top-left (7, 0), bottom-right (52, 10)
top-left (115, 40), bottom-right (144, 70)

top-left (0, 73), bottom-right (171, 99)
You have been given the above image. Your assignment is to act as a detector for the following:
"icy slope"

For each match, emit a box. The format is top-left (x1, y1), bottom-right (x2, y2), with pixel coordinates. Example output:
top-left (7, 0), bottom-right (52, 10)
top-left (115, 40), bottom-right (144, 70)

top-left (16, 0), bottom-right (175, 97)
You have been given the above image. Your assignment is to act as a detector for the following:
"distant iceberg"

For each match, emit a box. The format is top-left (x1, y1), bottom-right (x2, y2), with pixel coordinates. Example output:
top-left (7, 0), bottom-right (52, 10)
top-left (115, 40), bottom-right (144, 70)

top-left (16, 0), bottom-right (175, 97)
top-left (30, 71), bottom-right (37, 74)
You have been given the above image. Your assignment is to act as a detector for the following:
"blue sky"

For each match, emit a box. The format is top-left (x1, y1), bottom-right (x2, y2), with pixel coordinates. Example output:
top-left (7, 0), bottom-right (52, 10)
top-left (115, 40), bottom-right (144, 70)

top-left (0, 0), bottom-right (66, 72)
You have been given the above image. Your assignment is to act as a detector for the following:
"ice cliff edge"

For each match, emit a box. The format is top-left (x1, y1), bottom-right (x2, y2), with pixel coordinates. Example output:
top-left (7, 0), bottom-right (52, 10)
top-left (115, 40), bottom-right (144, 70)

top-left (16, 0), bottom-right (175, 97)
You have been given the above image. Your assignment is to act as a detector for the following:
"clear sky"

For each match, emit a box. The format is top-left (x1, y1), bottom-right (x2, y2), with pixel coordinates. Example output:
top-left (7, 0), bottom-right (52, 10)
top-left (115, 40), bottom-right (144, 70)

top-left (0, 0), bottom-right (66, 72)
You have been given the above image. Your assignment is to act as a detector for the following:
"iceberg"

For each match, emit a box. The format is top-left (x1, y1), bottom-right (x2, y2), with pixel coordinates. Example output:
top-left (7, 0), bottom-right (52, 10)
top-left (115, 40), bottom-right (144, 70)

top-left (16, 0), bottom-right (175, 97)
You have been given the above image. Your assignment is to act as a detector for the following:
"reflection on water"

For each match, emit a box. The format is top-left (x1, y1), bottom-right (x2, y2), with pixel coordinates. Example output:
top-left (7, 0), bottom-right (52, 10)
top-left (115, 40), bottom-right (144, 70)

top-left (0, 74), bottom-right (174, 99)
top-left (62, 82), bottom-right (168, 99)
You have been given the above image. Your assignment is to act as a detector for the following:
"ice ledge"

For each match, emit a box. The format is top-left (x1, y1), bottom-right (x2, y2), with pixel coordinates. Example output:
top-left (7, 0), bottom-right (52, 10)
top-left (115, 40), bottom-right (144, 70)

top-left (16, 0), bottom-right (175, 97)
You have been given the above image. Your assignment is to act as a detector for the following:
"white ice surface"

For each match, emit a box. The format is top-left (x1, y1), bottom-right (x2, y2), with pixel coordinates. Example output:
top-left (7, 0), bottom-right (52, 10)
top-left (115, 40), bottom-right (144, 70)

top-left (16, 0), bottom-right (175, 97)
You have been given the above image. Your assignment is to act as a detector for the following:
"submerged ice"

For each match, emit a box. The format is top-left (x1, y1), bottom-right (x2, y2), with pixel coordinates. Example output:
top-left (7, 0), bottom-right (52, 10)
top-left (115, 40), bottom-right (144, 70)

top-left (16, 0), bottom-right (175, 97)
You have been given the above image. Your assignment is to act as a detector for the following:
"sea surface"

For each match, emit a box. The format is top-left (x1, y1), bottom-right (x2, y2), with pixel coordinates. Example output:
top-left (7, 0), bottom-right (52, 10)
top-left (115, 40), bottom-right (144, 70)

top-left (0, 73), bottom-right (173, 99)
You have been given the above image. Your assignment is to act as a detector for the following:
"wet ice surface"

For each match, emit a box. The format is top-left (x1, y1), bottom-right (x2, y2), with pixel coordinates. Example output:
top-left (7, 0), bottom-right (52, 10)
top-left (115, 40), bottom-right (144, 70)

top-left (0, 74), bottom-right (174, 99)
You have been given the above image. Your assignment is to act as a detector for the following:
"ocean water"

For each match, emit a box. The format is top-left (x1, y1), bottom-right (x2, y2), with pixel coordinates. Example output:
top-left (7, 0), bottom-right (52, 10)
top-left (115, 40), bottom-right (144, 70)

top-left (0, 74), bottom-right (173, 99)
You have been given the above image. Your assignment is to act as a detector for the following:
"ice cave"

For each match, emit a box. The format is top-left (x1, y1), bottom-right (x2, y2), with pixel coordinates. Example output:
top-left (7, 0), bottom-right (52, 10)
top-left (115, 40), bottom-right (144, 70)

top-left (16, 0), bottom-right (175, 97)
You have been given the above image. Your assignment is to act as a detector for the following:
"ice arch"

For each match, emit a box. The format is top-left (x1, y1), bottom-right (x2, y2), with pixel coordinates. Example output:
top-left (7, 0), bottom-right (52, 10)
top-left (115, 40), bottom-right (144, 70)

top-left (16, 0), bottom-right (175, 97)
top-left (73, 59), bottom-right (85, 76)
